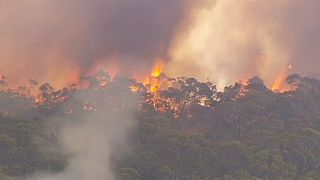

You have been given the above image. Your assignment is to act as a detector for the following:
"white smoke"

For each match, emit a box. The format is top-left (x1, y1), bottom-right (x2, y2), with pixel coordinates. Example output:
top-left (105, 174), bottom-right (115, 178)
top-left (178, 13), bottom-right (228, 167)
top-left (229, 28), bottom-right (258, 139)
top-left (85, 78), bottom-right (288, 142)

top-left (167, 0), bottom-right (320, 89)
top-left (28, 83), bottom-right (138, 180)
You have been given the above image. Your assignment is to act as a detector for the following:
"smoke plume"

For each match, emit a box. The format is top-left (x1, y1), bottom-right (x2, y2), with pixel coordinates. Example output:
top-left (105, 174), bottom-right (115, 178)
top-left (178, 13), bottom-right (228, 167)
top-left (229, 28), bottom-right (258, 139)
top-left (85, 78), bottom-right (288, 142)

top-left (0, 0), bottom-right (189, 86)
top-left (1, 0), bottom-right (320, 179)
top-left (167, 0), bottom-right (320, 89)
top-left (2, 0), bottom-right (320, 89)
top-left (28, 80), bottom-right (138, 180)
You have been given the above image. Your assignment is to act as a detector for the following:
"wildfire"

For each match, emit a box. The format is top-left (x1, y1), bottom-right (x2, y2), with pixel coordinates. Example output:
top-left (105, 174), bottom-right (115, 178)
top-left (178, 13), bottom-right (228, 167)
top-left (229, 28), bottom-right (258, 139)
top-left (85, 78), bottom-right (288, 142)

top-left (151, 63), bottom-right (163, 78)
top-left (142, 62), bottom-right (165, 93)
top-left (272, 64), bottom-right (294, 92)
top-left (128, 61), bottom-right (166, 94)
top-left (272, 71), bottom-right (287, 91)
top-left (129, 85), bottom-right (140, 92)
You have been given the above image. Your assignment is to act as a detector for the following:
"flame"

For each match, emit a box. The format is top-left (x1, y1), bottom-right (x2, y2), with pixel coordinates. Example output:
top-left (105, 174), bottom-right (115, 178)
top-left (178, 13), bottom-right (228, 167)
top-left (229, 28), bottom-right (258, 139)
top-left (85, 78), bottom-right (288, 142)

top-left (129, 85), bottom-right (140, 92)
top-left (272, 71), bottom-right (287, 91)
top-left (128, 61), bottom-right (166, 94)
top-left (142, 61), bottom-right (164, 93)
top-left (144, 77), bottom-right (160, 93)
top-left (151, 63), bottom-right (163, 78)
top-left (150, 83), bottom-right (160, 93)
top-left (272, 64), bottom-right (293, 92)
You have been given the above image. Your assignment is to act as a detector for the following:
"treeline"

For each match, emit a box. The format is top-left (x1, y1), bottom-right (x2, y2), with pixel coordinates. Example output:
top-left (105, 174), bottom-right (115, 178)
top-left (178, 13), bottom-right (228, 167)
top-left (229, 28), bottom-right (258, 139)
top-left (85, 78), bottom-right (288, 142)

top-left (0, 72), bottom-right (320, 179)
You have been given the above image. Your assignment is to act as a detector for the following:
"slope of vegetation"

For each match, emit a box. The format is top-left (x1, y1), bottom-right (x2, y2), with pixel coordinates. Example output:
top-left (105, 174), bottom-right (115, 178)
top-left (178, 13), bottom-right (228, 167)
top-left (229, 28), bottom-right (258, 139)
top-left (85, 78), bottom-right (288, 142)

top-left (0, 73), bottom-right (320, 179)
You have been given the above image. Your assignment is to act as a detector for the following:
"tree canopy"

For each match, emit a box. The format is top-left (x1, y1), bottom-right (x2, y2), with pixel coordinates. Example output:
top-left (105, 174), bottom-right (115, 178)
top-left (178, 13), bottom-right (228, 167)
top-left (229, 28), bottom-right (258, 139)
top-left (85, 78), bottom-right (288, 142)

top-left (0, 72), bottom-right (320, 179)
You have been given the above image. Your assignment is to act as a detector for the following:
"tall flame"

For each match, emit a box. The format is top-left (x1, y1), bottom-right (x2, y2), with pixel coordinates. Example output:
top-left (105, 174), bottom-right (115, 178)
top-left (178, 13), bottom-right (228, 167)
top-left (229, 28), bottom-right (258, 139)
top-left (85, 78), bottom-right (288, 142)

top-left (272, 71), bottom-right (287, 91)
top-left (130, 61), bottom-right (165, 93)
top-left (272, 64), bottom-right (293, 92)
top-left (151, 63), bottom-right (163, 78)
top-left (143, 61), bottom-right (164, 93)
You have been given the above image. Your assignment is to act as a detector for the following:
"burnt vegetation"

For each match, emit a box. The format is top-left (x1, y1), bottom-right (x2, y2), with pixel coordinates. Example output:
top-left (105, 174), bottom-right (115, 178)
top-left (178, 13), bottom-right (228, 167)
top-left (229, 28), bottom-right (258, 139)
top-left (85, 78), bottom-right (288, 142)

top-left (0, 72), bottom-right (320, 179)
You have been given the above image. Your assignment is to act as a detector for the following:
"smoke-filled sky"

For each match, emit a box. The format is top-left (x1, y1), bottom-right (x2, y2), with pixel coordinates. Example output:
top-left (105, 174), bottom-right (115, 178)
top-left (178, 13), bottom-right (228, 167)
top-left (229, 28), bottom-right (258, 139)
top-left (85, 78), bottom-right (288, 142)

top-left (168, 0), bottom-right (320, 88)
top-left (0, 0), bottom-right (191, 86)
top-left (1, 0), bottom-right (320, 88)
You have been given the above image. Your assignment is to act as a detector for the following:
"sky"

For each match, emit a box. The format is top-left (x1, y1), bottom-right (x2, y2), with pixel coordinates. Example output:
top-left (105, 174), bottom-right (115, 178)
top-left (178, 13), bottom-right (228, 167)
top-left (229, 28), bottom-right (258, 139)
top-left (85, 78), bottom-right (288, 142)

top-left (1, 0), bottom-right (320, 88)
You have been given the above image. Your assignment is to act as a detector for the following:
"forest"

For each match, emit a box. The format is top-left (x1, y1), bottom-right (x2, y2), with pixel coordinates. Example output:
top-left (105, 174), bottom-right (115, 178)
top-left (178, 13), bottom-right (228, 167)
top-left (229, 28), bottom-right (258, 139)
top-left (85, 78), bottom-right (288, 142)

top-left (0, 72), bottom-right (320, 180)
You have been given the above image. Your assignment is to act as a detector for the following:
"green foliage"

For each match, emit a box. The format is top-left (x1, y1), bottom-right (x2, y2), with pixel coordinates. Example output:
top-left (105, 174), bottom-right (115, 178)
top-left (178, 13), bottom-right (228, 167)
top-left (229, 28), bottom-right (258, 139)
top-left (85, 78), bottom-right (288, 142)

top-left (1, 74), bottom-right (320, 179)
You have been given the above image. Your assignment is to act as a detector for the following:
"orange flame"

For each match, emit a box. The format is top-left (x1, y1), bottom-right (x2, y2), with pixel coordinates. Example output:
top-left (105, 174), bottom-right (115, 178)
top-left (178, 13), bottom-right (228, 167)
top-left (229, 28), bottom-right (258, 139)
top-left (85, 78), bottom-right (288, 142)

top-left (129, 85), bottom-right (140, 92)
top-left (151, 63), bottom-right (163, 78)
top-left (272, 71), bottom-right (287, 91)
top-left (143, 61), bottom-right (164, 93)
top-left (272, 64), bottom-right (293, 92)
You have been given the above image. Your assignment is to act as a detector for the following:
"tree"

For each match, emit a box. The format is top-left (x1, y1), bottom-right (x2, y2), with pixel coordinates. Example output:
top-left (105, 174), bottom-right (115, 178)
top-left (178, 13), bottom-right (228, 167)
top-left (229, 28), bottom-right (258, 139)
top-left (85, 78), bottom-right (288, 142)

top-left (147, 77), bottom-right (217, 119)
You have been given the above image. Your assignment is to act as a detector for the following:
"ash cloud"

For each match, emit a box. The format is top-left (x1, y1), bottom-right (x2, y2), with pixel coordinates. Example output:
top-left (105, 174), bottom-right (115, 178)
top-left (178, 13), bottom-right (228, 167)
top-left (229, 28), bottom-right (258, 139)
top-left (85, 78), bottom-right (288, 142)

top-left (0, 0), bottom-right (190, 85)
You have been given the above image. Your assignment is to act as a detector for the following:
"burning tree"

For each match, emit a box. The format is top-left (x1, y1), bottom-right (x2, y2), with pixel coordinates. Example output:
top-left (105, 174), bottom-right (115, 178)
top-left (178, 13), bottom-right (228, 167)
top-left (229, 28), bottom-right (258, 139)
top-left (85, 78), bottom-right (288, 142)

top-left (152, 77), bottom-right (217, 119)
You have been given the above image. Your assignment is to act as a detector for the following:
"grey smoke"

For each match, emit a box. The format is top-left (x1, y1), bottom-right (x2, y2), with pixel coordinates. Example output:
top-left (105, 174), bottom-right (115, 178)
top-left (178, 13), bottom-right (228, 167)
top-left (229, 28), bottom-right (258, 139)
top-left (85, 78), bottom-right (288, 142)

top-left (2, 0), bottom-right (320, 87)
top-left (0, 0), bottom-right (189, 83)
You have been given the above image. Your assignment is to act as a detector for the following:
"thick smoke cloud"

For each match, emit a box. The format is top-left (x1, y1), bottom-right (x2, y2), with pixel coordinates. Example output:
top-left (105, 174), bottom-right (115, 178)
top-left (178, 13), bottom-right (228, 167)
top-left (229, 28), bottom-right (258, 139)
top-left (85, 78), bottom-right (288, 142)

top-left (0, 0), bottom-right (189, 86)
top-left (2, 0), bottom-right (320, 89)
top-left (167, 0), bottom-right (320, 89)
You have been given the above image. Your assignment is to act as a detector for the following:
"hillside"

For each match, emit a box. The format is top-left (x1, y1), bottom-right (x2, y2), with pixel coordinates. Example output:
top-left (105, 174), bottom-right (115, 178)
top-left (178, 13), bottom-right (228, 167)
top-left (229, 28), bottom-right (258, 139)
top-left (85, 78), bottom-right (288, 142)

top-left (0, 73), bottom-right (320, 179)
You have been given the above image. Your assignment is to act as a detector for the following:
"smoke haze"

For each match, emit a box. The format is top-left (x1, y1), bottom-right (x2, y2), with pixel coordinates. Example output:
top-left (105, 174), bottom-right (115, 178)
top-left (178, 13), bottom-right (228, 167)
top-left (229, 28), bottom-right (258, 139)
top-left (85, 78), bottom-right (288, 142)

top-left (0, 0), bottom-right (190, 86)
top-left (2, 0), bottom-right (320, 89)
top-left (28, 80), bottom-right (138, 180)
top-left (167, 0), bottom-right (320, 89)
top-left (1, 0), bottom-right (320, 179)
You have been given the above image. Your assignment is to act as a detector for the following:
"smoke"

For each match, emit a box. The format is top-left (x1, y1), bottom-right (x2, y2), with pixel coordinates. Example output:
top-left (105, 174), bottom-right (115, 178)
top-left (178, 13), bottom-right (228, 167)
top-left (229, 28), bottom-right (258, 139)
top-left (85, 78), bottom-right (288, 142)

top-left (0, 1), bottom-right (186, 179)
top-left (167, 0), bottom-right (320, 89)
top-left (2, 0), bottom-right (320, 88)
top-left (27, 80), bottom-right (138, 180)
top-left (0, 0), bottom-right (190, 86)
top-left (1, 1), bottom-right (320, 179)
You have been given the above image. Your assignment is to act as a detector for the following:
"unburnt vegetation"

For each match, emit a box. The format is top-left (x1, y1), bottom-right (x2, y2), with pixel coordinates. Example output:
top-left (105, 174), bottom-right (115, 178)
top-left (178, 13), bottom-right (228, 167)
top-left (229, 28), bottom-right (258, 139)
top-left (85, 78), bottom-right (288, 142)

top-left (0, 73), bottom-right (320, 179)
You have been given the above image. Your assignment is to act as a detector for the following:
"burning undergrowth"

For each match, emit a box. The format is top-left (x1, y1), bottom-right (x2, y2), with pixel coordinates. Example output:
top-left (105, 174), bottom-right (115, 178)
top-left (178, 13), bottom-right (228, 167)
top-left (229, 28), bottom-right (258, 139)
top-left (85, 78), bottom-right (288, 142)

top-left (0, 64), bottom-right (301, 120)
top-left (1, 1), bottom-right (320, 179)
top-left (0, 67), bottom-right (319, 179)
